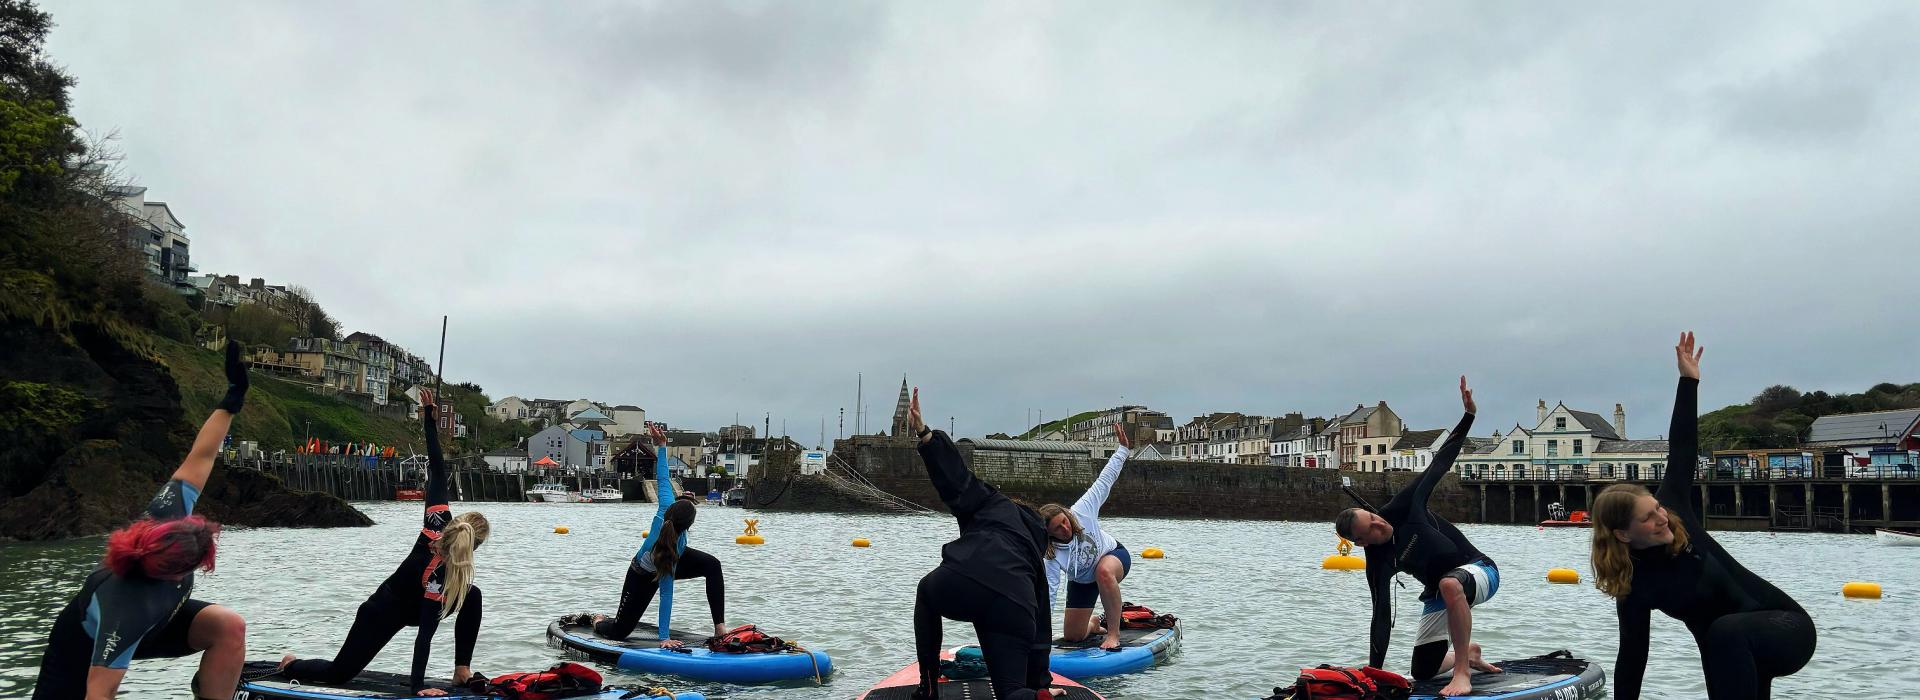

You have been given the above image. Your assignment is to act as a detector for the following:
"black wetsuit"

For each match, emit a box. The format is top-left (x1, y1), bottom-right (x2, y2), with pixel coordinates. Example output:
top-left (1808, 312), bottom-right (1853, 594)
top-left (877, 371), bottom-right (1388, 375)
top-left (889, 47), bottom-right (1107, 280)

top-left (913, 430), bottom-right (1053, 700)
top-left (34, 480), bottom-right (209, 700)
top-left (1612, 378), bottom-right (1815, 699)
top-left (284, 410), bottom-right (481, 693)
top-left (592, 547), bottom-right (726, 640)
top-left (1362, 411), bottom-right (1487, 677)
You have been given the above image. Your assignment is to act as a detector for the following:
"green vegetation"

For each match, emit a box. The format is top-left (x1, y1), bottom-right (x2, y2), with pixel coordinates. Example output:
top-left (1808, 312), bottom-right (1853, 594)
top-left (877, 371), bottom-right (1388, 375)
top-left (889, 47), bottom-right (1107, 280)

top-left (437, 382), bottom-right (538, 454)
top-left (159, 338), bottom-right (424, 452)
top-left (1700, 382), bottom-right (1920, 452)
top-left (1018, 410), bottom-right (1101, 439)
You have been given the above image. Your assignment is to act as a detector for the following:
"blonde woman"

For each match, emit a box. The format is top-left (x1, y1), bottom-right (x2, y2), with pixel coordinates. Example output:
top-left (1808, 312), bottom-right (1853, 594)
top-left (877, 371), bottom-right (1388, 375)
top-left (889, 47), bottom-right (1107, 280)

top-left (280, 391), bottom-right (490, 696)
top-left (1590, 333), bottom-right (1813, 699)
top-left (1036, 421), bottom-right (1136, 652)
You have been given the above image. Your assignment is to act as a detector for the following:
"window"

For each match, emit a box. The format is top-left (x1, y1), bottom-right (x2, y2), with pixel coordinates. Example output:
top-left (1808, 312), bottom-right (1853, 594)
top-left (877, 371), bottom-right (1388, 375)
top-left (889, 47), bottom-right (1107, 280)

top-left (1573, 439), bottom-right (1584, 455)
top-left (1555, 417), bottom-right (1566, 429)
top-left (1511, 440), bottom-right (1524, 454)
top-left (1547, 439), bottom-right (1558, 456)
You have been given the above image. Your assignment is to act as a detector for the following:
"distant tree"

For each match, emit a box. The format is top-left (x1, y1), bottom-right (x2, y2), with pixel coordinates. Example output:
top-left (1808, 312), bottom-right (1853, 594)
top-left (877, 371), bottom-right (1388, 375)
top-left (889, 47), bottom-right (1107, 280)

top-left (227, 303), bottom-right (298, 348)
top-left (1751, 385), bottom-right (1802, 413)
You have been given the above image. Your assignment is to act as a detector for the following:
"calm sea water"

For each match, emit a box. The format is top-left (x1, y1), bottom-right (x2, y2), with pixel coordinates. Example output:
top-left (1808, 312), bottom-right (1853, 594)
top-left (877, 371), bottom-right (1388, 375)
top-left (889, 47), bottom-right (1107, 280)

top-left (3, 502), bottom-right (1915, 699)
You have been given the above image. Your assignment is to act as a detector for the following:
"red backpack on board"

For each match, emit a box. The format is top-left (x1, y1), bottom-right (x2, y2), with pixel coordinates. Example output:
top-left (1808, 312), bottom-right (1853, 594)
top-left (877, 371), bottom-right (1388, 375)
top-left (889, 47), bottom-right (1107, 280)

top-left (484, 662), bottom-right (603, 700)
top-left (1266, 665), bottom-right (1410, 700)
top-left (1095, 602), bottom-right (1180, 630)
top-left (705, 624), bottom-right (794, 653)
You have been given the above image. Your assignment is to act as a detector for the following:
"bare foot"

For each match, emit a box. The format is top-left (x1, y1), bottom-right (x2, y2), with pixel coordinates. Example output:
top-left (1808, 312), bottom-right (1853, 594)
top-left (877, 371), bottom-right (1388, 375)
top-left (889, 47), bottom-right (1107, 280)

top-left (1439, 672), bottom-right (1475, 696)
top-left (276, 654), bottom-right (295, 672)
top-left (1099, 632), bottom-right (1122, 651)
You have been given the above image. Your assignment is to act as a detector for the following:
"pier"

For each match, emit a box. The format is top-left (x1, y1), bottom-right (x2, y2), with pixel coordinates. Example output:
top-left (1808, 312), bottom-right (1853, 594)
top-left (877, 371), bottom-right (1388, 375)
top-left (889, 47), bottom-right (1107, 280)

top-left (1461, 466), bottom-right (1920, 533)
top-left (228, 454), bottom-right (651, 503)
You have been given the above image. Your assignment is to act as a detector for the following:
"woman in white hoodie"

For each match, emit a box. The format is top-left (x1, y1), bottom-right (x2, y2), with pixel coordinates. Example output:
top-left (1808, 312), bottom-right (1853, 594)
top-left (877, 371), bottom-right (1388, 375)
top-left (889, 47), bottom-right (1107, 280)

top-left (1036, 424), bottom-right (1135, 652)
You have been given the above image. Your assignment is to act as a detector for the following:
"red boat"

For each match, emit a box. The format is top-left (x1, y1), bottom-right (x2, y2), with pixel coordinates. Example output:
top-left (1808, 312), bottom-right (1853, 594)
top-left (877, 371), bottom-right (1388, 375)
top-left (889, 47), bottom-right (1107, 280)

top-left (396, 480), bottom-right (424, 501)
top-left (1541, 510), bottom-right (1591, 528)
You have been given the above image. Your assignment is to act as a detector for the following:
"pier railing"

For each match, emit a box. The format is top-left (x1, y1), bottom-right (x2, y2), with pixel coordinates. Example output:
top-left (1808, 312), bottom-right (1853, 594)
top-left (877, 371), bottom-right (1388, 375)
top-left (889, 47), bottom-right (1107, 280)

top-left (1459, 463), bottom-right (1919, 482)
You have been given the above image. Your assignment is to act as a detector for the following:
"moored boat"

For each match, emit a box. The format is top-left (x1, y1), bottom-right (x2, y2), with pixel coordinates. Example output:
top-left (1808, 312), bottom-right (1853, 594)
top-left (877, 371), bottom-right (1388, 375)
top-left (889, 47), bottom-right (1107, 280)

top-left (1876, 528), bottom-right (1920, 546)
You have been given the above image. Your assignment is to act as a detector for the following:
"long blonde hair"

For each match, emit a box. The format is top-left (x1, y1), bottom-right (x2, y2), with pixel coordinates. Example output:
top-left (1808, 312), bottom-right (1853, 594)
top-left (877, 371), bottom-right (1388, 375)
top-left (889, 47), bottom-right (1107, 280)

top-left (1590, 484), bottom-right (1689, 597)
top-left (437, 511), bottom-right (490, 617)
top-left (1035, 503), bottom-right (1083, 560)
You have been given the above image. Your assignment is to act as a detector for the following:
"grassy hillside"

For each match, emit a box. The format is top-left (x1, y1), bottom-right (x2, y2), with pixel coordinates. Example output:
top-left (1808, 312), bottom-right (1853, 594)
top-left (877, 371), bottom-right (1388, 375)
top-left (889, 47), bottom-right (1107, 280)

top-left (1019, 410), bottom-right (1101, 439)
top-left (157, 338), bottom-right (424, 453)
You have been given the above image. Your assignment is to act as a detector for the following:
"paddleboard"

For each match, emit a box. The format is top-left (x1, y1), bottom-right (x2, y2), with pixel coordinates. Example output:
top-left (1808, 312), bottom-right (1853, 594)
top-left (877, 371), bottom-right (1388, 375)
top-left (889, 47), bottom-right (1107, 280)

top-left (234, 661), bottom-right (703, 700)
top-left (548, 617), bottom-right (832, 684)
top-left (859, 647), bottom-right (1103, 699)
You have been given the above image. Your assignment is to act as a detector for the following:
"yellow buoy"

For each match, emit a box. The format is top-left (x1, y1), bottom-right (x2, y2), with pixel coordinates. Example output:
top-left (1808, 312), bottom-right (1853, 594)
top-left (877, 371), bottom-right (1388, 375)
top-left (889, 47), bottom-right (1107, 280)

top-left (852, 538), bottom-right (871, 548)
top-left (641, 530), bottom-right (648, 538)
top-left (1843, 582), bottom-right (1882, 599)
top-left (1322, 554), bottom-right (1366, 570)
top-left (1547, 568), bottom-right (1580, 584)
top-left (553, 526), bottom-right (570, 534)
top-left (736, 534), bottom-right (765, 545)
top-left (1140, 547), bottom-right (1165, 559)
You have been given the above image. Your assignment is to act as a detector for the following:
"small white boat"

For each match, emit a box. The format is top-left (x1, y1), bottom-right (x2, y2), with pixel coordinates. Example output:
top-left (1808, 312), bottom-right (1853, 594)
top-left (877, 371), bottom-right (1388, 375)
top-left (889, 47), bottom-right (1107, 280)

top-left (1876, 529), bottom-right (1920, 546)
top-left (584, 486), bottom-right (624, 503)
top-left (527, 483), bottom-right (582, 503)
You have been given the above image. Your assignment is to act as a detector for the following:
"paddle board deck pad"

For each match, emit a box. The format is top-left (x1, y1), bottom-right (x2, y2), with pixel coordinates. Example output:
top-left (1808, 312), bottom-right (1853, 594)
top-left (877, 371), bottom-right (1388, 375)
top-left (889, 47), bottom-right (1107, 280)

top-left (859, 647), bottom-right (1103, 699)
top-left (233, 661), bottom-right (704, 700)
top-left (548, 618), bottom-right (832, 683)
top-left (1256, 651), bottom-right (1605, 700)
top-left (1048, 622), bottom-right (1181, 678)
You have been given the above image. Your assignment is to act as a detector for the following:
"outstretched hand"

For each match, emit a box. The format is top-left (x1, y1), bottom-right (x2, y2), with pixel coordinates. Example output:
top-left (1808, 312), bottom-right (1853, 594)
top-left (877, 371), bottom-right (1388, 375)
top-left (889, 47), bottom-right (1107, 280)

top-left (909, 388), bottom-right (926, 436)
top-left (420, 389), bottom-right (438, 420)
top-left (217, 340), bottom-right (250, 413)
top-left (1676, 331), bottom-right (1703, 380)
top-left (1115, 422), bottom-right (1133, 450)
top-left (649, 423), bottom-right (668, 446)
top-left (1459, 375), bottom-right (1476, 415)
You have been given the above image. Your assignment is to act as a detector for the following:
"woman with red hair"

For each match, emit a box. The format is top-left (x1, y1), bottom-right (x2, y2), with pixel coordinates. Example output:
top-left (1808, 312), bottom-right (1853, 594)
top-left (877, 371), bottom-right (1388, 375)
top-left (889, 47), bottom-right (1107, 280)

top-left (34, 341), bottom-right (251, 700)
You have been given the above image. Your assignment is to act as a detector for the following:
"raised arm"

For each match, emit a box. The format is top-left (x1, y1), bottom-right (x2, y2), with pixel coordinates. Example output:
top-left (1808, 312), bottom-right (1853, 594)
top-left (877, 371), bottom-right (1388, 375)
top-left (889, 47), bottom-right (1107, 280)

top-left (422, 393), bottom-right (448, 512)
top-left (1658, 332), bottom-right (1702, 513)
top-left (1364, 554), bottom-right (1395, 669)
top-left (1072, 427), bottom-right (1131, 515)
top-left (1612, 600), bottom-right (1652, 700)
top-left (1407, 377), bottom-right (1478, 508)
top-left (171, 341), bottom-right (248, 491)
top-left (911, 389), bottom-right (998, 517)
top-left (635, 428), bottom-right (674, 561)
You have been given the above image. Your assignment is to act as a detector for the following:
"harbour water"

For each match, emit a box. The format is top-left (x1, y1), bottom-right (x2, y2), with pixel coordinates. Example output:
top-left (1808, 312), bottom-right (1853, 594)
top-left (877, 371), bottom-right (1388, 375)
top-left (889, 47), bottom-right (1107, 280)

top-left (3, 502), bottom-right (1915, 698)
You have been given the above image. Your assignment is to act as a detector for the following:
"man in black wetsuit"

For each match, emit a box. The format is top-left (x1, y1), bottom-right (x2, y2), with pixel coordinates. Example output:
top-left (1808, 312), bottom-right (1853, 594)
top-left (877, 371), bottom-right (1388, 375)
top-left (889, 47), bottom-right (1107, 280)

top-left (1334, 376), bottom-right (1501, 697)
top-left (908, 388), bottom-right (1064, 700)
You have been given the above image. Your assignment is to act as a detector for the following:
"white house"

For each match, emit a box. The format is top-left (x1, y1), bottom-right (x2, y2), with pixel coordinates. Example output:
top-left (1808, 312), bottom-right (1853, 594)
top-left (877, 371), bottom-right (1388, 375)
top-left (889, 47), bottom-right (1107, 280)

top-left (1389, 429), bottom-right (1447, 471)
top-left (528, 424), bottom-right (590, 470)
top-left (483, 447), bottom-right (529, 473)
top-left (488, 396), bottom-right (532, 422)
top-left (605, 405), bottom-right (648, 437)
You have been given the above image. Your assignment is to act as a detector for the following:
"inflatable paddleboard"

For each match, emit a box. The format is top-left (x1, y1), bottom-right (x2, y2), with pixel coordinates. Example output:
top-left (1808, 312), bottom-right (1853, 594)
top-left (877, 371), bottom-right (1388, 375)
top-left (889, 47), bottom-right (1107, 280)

top-left (548, 618), bottom-right (832, 684)
top-left (233, 661), bottom-right (703, 700)
top-left (1255, 651), bottom-right (1605, 700)
top-left (1048, 622), bottom-right (1181, 678)
top-left (859, 647), bottom-right (1103, 699)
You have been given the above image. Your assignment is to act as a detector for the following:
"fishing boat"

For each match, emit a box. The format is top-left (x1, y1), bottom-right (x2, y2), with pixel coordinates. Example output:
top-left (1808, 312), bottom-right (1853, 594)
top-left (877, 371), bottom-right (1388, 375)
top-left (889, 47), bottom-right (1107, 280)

top-left (528, 483), bottom-right (582, 503)
top-left (1541, 510), bottom-right (1592, 528)
top-left (584, 486), bottom-right (625, 503)
top-left (1876, 528), bottom-right (1920, 546)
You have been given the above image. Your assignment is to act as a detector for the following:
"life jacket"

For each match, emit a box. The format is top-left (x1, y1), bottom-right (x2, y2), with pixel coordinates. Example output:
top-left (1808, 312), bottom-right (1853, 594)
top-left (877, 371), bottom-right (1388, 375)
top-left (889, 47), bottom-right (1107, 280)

top-left (1096, 602), bottom-right (1179, 630)
top-left (1265, 665), bottom-right (1410, 700)
top-left (484, 662), bottom-right (603, 700)
top-left (705, 624), bottom-right (793, 653)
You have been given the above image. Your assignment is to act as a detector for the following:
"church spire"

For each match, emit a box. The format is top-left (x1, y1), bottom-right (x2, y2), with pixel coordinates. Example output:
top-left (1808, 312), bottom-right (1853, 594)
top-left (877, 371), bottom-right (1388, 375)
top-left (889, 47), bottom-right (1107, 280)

top-left (891, 375), bottom-right (912, 437)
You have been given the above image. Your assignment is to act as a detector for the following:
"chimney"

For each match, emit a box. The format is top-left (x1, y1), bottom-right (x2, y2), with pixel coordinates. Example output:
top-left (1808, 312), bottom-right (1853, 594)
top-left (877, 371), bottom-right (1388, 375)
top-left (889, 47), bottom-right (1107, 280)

top-left (1537, 399), bottom-right (1547, 425)
top-left (1614, 403), bottom-right (1627, 438)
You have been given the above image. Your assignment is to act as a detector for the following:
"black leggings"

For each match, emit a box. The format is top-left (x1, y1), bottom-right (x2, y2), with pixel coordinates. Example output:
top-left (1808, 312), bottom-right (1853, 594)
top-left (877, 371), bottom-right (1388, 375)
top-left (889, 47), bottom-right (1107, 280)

top-left (593, 547), bottom-right (725, 639)
top-left (283, 586), bottom-right (482, 683)
top-left (913, 567), bottom-right (1050, 700)
top-left (1701, 610), bottom-right (1815, 699)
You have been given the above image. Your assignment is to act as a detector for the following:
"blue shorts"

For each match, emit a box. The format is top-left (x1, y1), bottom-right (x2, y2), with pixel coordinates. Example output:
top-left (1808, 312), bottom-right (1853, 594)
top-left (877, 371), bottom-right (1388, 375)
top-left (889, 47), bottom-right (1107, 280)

top-left (1064, 545), bottom-right (1131, 609)
top-left (1417, 558), bottom-right (1500, 645)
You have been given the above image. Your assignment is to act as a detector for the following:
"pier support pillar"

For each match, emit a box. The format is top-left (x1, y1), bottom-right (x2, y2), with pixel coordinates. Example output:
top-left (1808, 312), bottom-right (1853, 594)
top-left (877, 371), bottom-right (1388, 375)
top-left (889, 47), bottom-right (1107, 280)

top-left (1734, 485), bottom-right (1745, 517)
top-left (1700, 485), bottom-right (1709, 520)
top-left (1805, 485), bottom-right (1814, 529)
top-left (1885, 485), bottom-right (1894, 524)
top-left (1506, 485), bottom-right (1515, 524)
top-left (1843, 483), bottom-right (1852, 533)
top-left (1530, 484), bottom-right (1540, 522)
top-left (1478, 485), bottom-right (1487, 523)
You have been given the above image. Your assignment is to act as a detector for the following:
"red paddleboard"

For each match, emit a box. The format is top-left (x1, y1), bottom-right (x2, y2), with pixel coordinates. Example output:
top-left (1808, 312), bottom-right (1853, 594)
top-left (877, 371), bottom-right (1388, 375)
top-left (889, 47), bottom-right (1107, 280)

top-left (859, 647), bottom-right (1103, 699)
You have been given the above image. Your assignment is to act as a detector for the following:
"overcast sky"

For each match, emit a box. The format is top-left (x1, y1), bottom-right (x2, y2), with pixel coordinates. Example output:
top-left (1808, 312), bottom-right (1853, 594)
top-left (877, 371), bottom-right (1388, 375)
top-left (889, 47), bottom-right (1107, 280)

top-left (44, 1), bottom-right (1920, 441)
